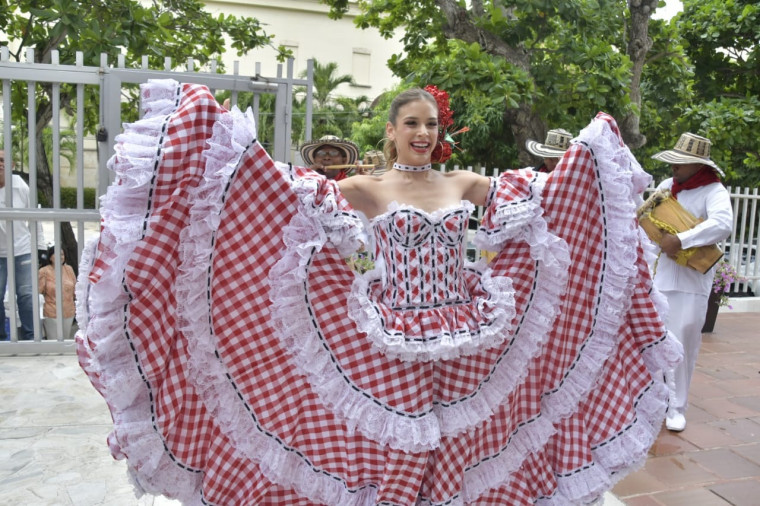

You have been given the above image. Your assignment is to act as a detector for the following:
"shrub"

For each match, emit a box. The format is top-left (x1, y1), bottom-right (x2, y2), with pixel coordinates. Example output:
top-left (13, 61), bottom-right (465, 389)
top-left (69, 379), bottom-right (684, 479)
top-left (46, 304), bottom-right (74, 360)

top-left (38, 187), bottom-right (97, 209)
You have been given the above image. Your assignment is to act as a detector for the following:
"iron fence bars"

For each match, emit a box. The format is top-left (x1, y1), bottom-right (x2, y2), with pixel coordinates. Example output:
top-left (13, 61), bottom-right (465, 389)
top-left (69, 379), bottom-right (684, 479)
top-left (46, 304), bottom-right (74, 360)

top-left (0, 48), bottom-right (311, 354)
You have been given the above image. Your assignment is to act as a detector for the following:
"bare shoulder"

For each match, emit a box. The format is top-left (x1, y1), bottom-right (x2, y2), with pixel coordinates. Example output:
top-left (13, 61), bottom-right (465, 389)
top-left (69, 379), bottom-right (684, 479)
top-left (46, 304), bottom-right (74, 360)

top-left (337, 175), bottom-right (382, 215)
top-left (442, 169), bottom-right (491, 206)
top-left (338, 174), bottom-right (382, 191)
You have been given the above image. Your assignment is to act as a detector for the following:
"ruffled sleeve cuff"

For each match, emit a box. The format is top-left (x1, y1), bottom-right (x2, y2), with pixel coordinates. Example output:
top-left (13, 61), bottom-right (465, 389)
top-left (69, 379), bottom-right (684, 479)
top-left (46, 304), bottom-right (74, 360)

top-left (473, 169), bottom-right (547, 251)
top-left (290, 174), bottom-right (367, 256)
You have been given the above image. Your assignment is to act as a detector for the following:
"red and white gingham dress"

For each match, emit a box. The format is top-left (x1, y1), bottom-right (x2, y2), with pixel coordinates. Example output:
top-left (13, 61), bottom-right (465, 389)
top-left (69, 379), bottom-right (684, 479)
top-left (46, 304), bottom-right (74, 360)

top-left (76, 80), bottom-right (682, 505)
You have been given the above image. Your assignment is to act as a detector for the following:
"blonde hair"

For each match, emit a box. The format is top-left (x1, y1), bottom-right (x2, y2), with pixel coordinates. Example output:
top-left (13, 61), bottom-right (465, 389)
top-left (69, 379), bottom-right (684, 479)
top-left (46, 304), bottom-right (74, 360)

top-left (382, 88), bottom-right (438, 170)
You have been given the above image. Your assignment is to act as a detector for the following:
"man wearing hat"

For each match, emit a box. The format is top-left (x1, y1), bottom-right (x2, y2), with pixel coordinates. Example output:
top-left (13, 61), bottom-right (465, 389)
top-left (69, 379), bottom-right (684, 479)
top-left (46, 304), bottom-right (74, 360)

top-left (525, 128), bottom-right (573, 172)
top-left (650, 132), bottom-right (733, 432)
top-left (299, 135), bottom-right (361, 181)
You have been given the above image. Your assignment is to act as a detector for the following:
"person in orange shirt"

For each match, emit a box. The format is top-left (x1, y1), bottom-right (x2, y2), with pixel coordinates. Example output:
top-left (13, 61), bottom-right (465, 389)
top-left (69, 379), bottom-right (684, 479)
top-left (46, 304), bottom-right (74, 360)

top-left (38, 245), bottom-right (76, 340)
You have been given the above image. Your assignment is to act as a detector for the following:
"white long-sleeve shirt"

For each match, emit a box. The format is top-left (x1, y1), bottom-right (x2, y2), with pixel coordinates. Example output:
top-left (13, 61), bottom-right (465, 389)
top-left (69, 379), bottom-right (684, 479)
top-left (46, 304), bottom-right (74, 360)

top-left (652, 178), bottom-right (733, 295)
top-left (0, 174), bottom-right (45, 257)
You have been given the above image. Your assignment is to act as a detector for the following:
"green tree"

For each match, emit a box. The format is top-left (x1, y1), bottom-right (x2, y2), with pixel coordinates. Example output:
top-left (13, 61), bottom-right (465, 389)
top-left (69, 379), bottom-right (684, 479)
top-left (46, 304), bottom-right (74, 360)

top-left (325, 0), bottom-right (679, 170)
top-left (0, 0), bottom-right (287, 272)
top-left (300, 59), bottom-right (363, 140)
top-left (667, 0), bottom-right (760, 187)
top-left (306, 59), bottom-right (356, 109)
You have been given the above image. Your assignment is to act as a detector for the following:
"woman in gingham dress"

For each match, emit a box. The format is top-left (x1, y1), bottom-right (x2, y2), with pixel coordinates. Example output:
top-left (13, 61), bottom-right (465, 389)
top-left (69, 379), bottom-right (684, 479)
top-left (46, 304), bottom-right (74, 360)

top-left (76, 81), bottom-right (681, 505)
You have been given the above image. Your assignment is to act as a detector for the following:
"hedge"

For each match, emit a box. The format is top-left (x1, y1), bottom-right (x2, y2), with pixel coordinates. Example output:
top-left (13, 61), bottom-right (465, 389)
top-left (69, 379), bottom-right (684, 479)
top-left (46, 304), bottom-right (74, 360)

top-left (38, 187), bottom-right (97, 209)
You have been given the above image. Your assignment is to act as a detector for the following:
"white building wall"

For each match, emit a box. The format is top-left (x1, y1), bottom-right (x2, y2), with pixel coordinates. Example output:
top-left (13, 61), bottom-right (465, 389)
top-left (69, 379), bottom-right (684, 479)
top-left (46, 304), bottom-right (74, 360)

top-left (205, 0), bottom-right (403, 102)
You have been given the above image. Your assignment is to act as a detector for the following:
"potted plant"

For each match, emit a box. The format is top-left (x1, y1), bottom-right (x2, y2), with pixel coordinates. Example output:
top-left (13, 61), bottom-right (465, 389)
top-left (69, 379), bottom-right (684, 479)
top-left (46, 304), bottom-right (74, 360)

top-left (702, 260), bottom-right (747, 333)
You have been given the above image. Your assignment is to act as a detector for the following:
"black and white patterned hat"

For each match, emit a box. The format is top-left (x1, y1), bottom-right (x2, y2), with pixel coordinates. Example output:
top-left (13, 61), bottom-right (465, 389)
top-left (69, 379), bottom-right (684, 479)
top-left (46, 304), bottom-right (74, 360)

top-left (651, 132), bottom-right (724, 177)
top-left (300, 135), bottom-right (360, 166)
top-left (525, 129), bottom-right (573, 158)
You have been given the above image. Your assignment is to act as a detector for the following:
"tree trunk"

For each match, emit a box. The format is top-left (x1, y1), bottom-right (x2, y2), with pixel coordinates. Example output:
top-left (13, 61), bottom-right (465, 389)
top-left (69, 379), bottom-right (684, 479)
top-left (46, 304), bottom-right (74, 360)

top-left (436, 0), bottom-right (546, 168)
top-left (507, 104), bottom-right (547, 168)
top-left (621, 0), bottom-right (656, 149)
top-left (34, 124), bottom-right (80, 277)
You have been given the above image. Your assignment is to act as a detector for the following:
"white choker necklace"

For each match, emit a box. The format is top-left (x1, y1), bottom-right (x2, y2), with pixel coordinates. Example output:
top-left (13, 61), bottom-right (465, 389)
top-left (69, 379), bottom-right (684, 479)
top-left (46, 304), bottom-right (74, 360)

top-left (393, 162), bottom-right (432, 172)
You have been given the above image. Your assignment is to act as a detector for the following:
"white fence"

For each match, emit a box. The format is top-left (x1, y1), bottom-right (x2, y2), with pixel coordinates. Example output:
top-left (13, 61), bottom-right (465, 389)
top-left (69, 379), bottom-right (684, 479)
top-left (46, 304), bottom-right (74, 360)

top-left (724, 187), bottom-right (760, 294)
top-left (0, 49), bottom-right (313, 354)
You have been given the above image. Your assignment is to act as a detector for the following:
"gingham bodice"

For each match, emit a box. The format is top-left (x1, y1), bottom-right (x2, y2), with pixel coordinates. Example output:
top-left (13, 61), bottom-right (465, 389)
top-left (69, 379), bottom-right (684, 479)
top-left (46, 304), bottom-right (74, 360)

top-left (349, 201), bottom-right (515, 362)
top-left (372, 202), bottom-right (472, 309)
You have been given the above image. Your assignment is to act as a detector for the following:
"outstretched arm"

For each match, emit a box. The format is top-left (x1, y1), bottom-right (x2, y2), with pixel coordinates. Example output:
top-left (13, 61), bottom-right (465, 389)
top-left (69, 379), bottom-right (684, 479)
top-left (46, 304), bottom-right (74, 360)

top-left (458, 171), bottom-right (492, 207)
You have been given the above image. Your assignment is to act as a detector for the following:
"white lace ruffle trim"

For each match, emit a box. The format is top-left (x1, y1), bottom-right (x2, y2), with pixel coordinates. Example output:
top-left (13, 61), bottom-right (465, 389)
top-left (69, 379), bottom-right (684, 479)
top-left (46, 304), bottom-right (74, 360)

top-left (532, 115), bottom-right (681, 503)
top-left (76, 87), bottom-right (681, 506)
top-left (266, 171), bottom-right (573, 464)
top-left (75, 79), bottom-right (205, 504)
top-left (78, 79), bottom-right (380, 506)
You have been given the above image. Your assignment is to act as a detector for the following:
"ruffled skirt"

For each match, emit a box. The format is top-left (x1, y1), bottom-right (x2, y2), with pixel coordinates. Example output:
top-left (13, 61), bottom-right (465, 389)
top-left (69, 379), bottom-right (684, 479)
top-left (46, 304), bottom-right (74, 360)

top-left (76, 79), bottom-right (681, 505)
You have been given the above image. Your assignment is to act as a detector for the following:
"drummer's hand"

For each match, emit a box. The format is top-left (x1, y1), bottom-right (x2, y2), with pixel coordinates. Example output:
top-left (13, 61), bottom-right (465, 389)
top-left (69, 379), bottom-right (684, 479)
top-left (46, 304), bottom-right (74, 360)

top-left (660, 233), bottom-right (682, 258)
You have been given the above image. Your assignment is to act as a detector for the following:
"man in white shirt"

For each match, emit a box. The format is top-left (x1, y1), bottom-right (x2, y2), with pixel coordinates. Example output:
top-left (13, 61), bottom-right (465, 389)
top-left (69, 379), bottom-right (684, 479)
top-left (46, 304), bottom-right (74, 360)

top-left (650, 133), bottom-right (733, 432)
top-left (0, 150), bottom-right (45, 340)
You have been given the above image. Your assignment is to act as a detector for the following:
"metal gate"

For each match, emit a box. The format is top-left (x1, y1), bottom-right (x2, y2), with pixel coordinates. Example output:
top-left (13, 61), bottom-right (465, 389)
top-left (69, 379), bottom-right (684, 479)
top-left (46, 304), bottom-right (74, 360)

top-left (0, 48), bottom-right (313, 354)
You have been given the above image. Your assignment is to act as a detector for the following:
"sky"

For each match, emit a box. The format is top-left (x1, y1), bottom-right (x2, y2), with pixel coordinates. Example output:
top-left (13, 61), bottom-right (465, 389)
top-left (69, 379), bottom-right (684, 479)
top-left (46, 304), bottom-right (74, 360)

top-left (652, 0), bottom-right (683, 20)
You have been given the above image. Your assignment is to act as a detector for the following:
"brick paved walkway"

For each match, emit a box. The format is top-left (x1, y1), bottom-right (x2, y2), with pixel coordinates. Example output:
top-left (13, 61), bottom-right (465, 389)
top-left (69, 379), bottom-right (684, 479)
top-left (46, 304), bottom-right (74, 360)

top-left (613, 312), bottom-right (760, 505)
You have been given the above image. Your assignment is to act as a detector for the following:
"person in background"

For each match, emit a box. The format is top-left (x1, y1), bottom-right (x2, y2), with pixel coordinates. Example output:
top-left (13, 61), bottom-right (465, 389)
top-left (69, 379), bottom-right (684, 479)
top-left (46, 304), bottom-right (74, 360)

top-left (650, 132), bottom-right (733, 432)
top-left (38, 245), bottom-right (76, 340)
top-left (361, 149), bottom-right (387, 176)
top-left (0, 150), bottom-right (45, 341)
top-left (299, 135), bottom-right (361, 180)
top-left (525, 128), bottom-right (573, 172)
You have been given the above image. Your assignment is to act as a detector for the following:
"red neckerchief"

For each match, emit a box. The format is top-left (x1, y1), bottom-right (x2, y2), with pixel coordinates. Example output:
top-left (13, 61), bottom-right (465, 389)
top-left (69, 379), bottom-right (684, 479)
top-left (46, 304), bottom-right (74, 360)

top-left (671, 166), bottom-right (720, 199)
top-left (333, 170), bottom-right (348, 181)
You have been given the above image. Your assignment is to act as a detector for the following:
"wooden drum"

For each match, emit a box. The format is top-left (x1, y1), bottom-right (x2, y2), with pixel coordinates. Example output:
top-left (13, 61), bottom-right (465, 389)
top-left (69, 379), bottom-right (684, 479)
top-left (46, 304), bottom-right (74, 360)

top-left (637, 190), bottom-right (723, 274)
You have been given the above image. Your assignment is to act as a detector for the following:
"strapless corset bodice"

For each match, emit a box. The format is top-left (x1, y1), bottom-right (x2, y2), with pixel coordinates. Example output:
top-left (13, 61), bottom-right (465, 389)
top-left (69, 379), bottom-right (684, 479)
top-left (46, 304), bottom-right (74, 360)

top-left (371, 202), bottom-right (473, 309)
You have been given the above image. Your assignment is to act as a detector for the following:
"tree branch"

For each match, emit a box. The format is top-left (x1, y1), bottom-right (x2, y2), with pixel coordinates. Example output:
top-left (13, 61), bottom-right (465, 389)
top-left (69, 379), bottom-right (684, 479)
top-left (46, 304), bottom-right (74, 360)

top-left (8, 13), bottom-right (36, 61)
top-left (35, 23), bottom-right (69, 64)
top-left (434, 0), bottom-right (530, 70)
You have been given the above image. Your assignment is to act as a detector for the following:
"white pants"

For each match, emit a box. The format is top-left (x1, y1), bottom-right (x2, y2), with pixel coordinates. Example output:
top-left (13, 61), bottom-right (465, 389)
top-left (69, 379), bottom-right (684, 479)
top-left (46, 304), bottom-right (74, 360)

top-left (42, 317), bottom-right (74, 340)
top-left (661, 290), bottom-right (709, 415)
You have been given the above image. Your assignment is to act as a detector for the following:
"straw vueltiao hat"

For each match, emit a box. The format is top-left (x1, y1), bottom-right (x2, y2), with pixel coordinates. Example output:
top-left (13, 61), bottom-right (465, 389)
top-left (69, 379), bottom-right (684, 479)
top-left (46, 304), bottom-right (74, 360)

top-left (300, 135), bottom-right (360, 166)
top-left (651, 132), bottom-right (724, 177)
top-left (363, 149), bottom-right (387, 175)
top-left (525, 129), bottom-right (573, 158)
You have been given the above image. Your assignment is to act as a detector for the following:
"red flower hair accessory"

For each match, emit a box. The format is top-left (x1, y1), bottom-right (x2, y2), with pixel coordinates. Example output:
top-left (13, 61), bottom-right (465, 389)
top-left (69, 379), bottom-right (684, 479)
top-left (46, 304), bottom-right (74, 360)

top-left (424, 84), bottom-right (469, 164)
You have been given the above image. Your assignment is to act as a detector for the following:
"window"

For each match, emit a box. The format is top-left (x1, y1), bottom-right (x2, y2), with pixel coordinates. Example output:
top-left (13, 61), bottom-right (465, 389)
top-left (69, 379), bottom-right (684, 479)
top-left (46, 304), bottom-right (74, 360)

top-left (352, 48), bottom-right (371, 88)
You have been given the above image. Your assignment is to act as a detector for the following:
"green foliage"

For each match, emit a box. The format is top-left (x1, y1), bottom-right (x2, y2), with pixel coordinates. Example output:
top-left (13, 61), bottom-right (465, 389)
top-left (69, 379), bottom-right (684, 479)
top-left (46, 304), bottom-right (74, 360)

top-left (296, 59), bottom-right (367, 142)
top-left (392, 40), bottom-right (534, 168)
top-left (526, 15), bottom-right (636, 131)
top-left (349, 84), bottom-right (405, 155)
top-left (0, 125), bottom-right (77, 174)
top-left (59, 187), bottom-right (96, 209)
top-left (679, 97), bottom-right (760, 187)
top-left (301, 59), bottom-right (356, 109)
top-left (677, 0), bottom-right (760, 99)
top-left (326, 0), bottom-right (759, 188)
top-left (325, 0), bottom-right (661, 170)
top-left (35, 187), bottom-right (96, 209)
top-left (0, 0), bottom-right (286, 136)
top-left (640, 0), bottom-right (760, 188)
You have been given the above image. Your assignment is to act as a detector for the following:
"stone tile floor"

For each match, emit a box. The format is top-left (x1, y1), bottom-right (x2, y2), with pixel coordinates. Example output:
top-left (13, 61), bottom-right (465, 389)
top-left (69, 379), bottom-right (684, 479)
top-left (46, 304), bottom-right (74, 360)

top-left (0, 351), bottom-right (179, 505)
top-left (2, 312), bottom-right (758, 504)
